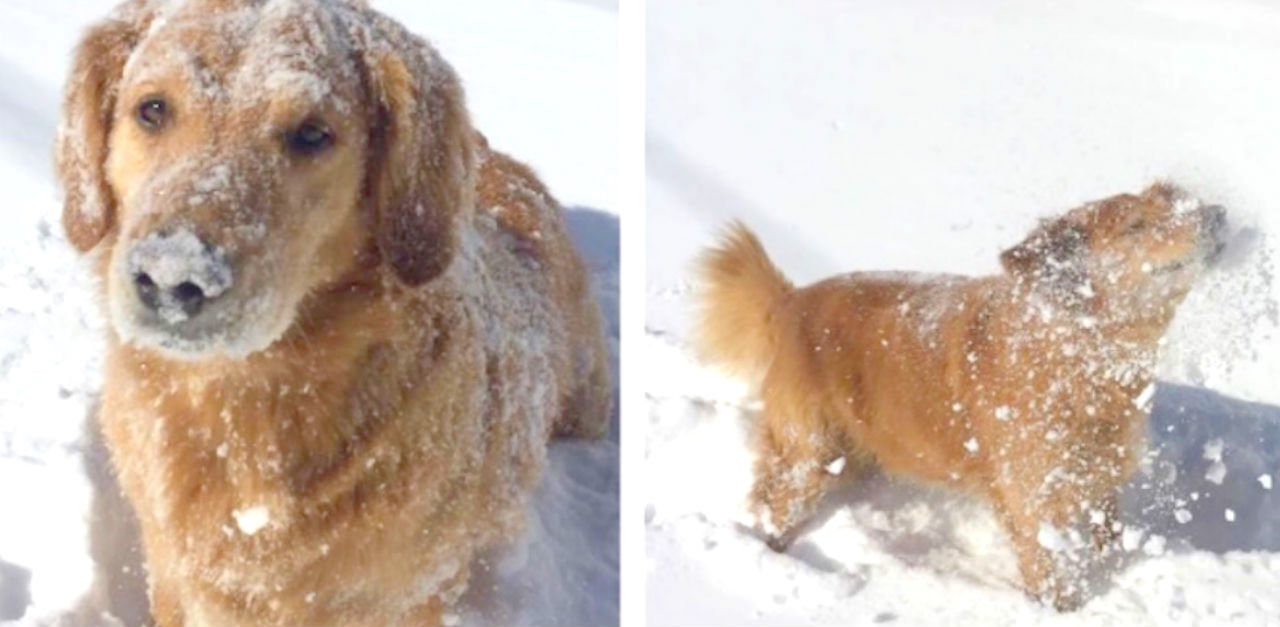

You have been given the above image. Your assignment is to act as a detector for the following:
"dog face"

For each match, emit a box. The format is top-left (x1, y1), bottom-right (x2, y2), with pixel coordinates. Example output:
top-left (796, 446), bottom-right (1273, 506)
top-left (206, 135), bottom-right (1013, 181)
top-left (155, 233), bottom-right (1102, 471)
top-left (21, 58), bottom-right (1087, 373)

top-left (1001, 183), bottom-right (1226, 315)
top-left (56, 0), bottom-right (477, 358)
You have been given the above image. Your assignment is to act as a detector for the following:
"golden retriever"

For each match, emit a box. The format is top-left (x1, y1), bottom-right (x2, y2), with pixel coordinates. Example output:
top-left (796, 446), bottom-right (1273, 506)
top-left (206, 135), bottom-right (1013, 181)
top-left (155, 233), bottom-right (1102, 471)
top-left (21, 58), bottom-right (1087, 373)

top-left (55, 1), bottom-right (611, 624)
top-left (694, 183), bottom-right (1225, 610)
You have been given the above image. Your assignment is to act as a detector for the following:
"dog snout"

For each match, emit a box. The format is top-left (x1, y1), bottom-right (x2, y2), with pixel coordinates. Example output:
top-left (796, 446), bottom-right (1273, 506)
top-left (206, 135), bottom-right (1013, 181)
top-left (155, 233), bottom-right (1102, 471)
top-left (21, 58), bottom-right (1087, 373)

top-left (128, 230), bottom-right (233, 322)
top-left (1204, 204), bottom-right (1227, 237)
top-left (1200, 204), bottom-right (1228, 262)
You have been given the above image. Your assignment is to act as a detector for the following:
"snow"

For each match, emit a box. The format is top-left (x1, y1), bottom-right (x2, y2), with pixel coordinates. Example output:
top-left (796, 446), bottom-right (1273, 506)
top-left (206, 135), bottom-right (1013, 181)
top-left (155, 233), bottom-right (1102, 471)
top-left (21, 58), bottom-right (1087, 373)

top-left (0, 1), bottom-right (617, 626)
top-left (1205, 461), bottom-right (1228, 486)
top-left (1134, 383), bottom-right (1157, 411)
top-left (231, 506), bottom-right (270, 536)
top-left (1035, 524), bottom-right (1073, 554)
top-left (824, 457), bottom-right (845, 476)
top-left (648, 0), bottom-right (1280, 624)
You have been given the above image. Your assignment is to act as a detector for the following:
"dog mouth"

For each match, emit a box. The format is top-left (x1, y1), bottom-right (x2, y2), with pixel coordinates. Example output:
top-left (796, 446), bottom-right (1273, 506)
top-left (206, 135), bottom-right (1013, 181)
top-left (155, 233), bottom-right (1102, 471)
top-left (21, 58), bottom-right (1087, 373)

top-left (1151, 259), bottom-right (1192, 276)
top-left (114, 288), bottom-right (279, 359)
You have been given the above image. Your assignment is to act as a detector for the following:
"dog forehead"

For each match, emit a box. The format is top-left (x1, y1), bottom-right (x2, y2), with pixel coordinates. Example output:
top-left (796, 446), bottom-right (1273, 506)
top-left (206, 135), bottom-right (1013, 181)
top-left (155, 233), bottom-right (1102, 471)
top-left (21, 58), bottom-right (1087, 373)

top-left (124, 0), bottom-right (362, 112)
top-left (1066, 194), bottom-right (1150, 229)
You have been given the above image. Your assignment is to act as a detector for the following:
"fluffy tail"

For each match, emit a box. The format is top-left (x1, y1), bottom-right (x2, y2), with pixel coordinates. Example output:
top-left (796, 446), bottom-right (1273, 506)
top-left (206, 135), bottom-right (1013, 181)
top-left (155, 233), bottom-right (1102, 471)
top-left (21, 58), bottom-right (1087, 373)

top-left (692, 221), bottom-right (793, 384)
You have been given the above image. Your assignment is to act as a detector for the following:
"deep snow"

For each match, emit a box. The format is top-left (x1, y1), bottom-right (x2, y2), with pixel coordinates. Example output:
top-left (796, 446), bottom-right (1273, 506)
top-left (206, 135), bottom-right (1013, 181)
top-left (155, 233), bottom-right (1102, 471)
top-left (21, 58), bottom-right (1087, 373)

top-left (647, 0), bottom-right (1280, 624)
top-left (0, 1), bottom-right (618, 626)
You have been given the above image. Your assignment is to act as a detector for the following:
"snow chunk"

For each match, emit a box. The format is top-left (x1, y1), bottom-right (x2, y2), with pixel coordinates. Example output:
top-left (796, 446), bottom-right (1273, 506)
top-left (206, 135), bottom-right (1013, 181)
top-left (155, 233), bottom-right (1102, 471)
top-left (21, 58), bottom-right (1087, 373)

top-left (1206, 460), bottom-right (1227, 485)
top-left (232, 505), bottom-right (270, 535)
top-left (1036, 522), bottom-right (1069, 552)
top-left (1225, 508), bottom-right (1236, 522)
top-left (825, 457), bottom-right (846, 475)
top-left (1121, 525), bottom-right (1144, 552)
top-left (963, 437), bottom-right (979, 453)
top-left (215, 442), bottom-right (229, 458)
top-left (1133, 383), bottom-right (1155, 410)
top-left (994, 405), bottom-right (1012, 421)
top-left (1142, 534), bottom-right (1166, 556)
top-left (1203, 438), bottom-right (1224, 461)
top-left (1174, 508), bottom-right (1192, 524)
top-left (1260, 474), bottom-right (1273, 490)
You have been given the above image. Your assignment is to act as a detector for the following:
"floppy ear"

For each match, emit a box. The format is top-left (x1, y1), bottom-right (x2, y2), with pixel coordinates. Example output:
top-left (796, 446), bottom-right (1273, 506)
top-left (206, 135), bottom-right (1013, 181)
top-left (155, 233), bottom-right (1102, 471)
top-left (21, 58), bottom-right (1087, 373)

top-left (360, 15), bottom-right (477, 286)
top-left (1000, 216), bottom-right (1089, 300)
top-left (55, 1), bottom-right (155, 253)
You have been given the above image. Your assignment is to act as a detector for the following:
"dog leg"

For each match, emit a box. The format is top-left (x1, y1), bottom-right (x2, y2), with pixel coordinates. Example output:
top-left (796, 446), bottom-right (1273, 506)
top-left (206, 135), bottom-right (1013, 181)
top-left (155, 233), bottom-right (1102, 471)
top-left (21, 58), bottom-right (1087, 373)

top-left (147, 576), bottom-right (184, 627)
top-left (991, 489), bottom-right (1083, 612)
top-left (552, 307), bottom-right (612, 439)
top-left (404, 596), bottom-right (446, 627)
top-left (748, 423), bottom-right (835, 551)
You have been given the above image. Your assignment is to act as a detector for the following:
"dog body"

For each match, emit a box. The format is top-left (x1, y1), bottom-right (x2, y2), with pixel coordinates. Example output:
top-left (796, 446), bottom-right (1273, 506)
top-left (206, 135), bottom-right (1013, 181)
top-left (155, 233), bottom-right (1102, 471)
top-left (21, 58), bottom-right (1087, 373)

top-left (58, 1), bottom-right (609, 625)
top-left (695, 184), bottom-right (1223, 609)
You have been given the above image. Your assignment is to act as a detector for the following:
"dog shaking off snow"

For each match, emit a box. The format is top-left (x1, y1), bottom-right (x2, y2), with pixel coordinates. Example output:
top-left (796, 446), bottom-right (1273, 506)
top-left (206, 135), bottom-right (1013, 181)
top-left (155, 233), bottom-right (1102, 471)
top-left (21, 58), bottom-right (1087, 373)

top-left (694, 183), bottom-right (1226, 610)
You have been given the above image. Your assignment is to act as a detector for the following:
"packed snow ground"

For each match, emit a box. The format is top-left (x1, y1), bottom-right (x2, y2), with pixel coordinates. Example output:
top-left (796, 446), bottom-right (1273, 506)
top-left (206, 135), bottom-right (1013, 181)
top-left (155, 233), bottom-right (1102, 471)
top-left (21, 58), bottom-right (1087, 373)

top-left (647, 1), bottom-right (1280, 624)
top-left (0, 1), bottom-right (617, 626)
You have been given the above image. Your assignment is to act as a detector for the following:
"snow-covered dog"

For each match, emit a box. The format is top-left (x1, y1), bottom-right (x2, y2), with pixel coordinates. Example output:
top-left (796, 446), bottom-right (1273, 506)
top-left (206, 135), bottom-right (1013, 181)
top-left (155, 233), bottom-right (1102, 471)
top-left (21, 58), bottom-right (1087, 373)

top-left (56, 0), bottom-right (611, 624)
top-left (694, 183), bottom-right (1225, 610)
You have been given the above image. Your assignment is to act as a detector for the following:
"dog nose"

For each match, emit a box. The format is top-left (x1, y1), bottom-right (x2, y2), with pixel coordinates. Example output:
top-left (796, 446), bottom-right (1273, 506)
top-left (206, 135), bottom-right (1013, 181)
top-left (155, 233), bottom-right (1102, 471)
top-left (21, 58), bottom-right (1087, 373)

top-left (133, 273), bottom-right (207, 316)
top-left (1204, 204), bottom-right (1227, 237)
top-left (128, 230), bottom-right (232, 322)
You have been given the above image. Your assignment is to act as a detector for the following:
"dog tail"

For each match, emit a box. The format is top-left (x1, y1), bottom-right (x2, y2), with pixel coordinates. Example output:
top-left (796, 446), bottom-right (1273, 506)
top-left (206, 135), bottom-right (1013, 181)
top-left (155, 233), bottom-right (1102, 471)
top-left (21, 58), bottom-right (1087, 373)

top-left (693, 221), bottom-right (793, 384)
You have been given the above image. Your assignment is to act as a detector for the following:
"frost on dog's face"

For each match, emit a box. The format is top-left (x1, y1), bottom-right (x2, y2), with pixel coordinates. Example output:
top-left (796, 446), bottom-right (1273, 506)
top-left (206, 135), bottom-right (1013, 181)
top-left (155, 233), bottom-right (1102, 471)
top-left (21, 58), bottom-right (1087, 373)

top-left (100, 1), bottom-right (372, 359)
top-left (1001, 183), bottom-right (1226, 318)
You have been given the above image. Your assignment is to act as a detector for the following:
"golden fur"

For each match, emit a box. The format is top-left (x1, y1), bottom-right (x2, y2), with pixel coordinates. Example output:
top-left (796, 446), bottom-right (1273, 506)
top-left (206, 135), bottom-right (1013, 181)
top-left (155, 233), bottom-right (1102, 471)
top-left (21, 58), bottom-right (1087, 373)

top-left (56, 1), bottom-right (610, 624)
top-left (695, 183), bottom-right (1224, 610)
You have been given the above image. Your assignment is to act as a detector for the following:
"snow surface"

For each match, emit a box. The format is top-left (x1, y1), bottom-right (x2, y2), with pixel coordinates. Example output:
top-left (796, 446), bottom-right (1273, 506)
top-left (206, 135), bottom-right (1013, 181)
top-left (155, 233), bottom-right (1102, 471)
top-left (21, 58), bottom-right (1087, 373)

top-left (647, 0), bottom-right (1280, 624)
top-left (0, 1), bottom-right (617, 626)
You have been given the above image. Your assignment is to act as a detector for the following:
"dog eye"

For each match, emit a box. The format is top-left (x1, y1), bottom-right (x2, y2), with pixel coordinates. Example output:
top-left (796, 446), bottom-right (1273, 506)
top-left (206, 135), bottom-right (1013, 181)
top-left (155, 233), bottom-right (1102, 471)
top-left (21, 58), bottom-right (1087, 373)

top-left (136, 97), bottom-right (169, 130)
top-left (285, 120), bottom-right (334, 156)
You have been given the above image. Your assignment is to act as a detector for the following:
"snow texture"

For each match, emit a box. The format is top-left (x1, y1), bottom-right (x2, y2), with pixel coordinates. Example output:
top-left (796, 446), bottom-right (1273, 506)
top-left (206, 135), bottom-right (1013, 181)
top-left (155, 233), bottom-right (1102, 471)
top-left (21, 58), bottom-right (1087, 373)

top-left (0, 1), bottom-right (617, 626)
top-left (648, 0), bottom-right (1280, 624)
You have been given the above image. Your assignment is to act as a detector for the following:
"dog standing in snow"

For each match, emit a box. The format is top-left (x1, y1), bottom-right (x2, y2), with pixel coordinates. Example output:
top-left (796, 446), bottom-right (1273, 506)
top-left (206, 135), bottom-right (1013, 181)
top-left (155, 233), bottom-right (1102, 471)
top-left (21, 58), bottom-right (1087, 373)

top-left (56, 0), bottom-right (611, 624)
top-left (694, 183), bottom-right (1225, 610)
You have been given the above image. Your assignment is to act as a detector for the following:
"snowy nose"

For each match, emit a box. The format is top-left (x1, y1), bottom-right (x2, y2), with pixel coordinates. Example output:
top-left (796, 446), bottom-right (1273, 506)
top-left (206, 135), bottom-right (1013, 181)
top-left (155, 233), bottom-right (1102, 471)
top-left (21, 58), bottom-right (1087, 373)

top-left (128, 230), bottom-right (232, 323)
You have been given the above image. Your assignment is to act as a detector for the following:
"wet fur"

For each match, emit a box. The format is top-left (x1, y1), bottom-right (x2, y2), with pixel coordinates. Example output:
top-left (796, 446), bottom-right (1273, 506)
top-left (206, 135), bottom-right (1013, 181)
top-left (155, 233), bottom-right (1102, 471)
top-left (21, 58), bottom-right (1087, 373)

top-left (57, 1), bottom-right (610, 625)
top-left (695, 183), bottom-right (1220, 610)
